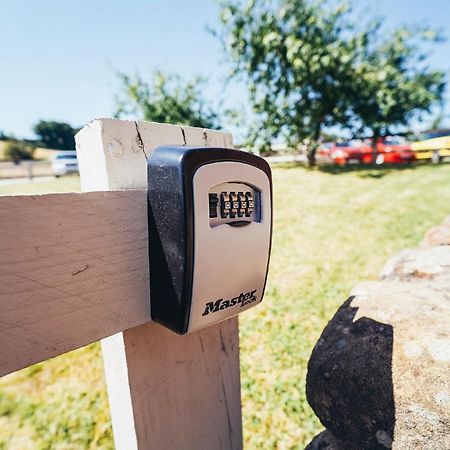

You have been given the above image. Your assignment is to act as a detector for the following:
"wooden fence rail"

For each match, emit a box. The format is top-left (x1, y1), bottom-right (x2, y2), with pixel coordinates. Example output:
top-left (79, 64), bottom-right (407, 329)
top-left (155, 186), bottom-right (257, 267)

top-left (0, 190), bottom-right (148, 375)
top-left (0, 119), bottom-right (242, 450)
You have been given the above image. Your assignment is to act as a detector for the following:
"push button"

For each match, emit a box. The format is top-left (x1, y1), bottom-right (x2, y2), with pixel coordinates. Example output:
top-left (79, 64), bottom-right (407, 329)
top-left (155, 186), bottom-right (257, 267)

top-left (208, 193), bottom-right (219, 218)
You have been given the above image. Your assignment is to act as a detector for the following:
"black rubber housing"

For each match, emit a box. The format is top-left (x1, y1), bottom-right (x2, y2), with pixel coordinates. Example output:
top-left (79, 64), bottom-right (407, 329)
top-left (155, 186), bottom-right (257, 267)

top-left (147, 146), bottom-right (272, 334)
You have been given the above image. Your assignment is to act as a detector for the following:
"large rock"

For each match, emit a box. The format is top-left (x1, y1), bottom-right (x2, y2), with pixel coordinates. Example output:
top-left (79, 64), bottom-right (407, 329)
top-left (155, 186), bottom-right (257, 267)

top-left (306, 281), bottom-right (450, 449)
top-left (381, 245), bottom-right (450, 296)
top-left (420, 215), bottom-right (450, 248)
top-left (381, 245), bottom-right (450, 280)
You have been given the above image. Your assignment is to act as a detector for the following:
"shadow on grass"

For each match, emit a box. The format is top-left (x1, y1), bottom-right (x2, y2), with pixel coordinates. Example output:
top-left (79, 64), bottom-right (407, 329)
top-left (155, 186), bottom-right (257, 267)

top-left (270, 160), bottom-right (450, 177)
top-left (270, 162), bottom-right (306, 170)
top-left (319, 160), bottom-right (450, 177)
top-left (319, 163), bottom-right (417, 178)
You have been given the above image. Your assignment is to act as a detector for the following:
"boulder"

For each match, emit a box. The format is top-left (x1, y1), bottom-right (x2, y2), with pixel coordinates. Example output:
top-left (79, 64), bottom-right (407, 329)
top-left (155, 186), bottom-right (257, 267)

top-left (381, 245), bottom-right (450, 296)
top-left (306, 281), bottom-right (450, 449)
top-left (420, 215), bottom-right (450, 248)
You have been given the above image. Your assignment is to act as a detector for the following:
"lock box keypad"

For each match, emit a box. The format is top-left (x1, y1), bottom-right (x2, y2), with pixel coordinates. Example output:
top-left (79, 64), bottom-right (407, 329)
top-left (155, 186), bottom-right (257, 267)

top-left (208, 183), bottom-right (260, 227)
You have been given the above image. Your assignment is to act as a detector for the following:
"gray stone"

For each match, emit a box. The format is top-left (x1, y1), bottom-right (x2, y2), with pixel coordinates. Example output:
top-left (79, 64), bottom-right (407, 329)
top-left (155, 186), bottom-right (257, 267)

top-left (306, 281), bottom-right (450, 449)
top-left (381, 246), bottom-right (450, 280)
top-left (381, 245), bottom-right (450, 297)
top-left (420, 215), bottom-right (450, 248)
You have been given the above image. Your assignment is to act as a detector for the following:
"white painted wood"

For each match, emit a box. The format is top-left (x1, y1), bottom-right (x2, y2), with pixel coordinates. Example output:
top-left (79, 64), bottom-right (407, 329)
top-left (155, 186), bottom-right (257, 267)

top-left (0, 190), bottom-right (149, 376)
top-left (76, 119), bottom-right (242, 450)
top-left (100, 332), bottom-right (138, 450)
top-left (103, 316), bottom-right (242, 450)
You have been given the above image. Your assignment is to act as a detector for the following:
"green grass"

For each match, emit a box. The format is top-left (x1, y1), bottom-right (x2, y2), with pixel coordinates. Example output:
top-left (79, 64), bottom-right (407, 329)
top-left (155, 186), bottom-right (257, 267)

top-left (1, 165), bottom-right (450, 449)
top-left (0, 176), bottom-right (80, 196)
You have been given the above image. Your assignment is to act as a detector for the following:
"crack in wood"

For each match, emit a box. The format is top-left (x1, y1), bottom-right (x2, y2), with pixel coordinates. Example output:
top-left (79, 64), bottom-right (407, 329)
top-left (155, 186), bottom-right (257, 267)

top-left (134, 121), bottom-right (148, 160)
top-left (72, 264), bottom-right (89, 276)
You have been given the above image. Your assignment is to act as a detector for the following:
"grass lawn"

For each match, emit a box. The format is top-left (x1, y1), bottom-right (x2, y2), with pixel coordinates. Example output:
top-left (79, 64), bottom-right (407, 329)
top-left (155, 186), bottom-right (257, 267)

top-left (0, 176), bottom-right (80, 196)
top-left (1, 164), bottom-right (450, 449)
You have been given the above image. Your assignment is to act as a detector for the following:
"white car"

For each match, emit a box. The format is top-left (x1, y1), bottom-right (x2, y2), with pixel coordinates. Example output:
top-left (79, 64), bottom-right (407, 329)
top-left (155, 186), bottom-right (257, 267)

top-left (52, 151), bottom-right (78, 177)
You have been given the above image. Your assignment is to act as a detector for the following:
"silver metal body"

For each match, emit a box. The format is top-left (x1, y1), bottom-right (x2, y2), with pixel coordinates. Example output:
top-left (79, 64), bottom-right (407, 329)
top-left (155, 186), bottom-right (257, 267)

top-left (188, 161), bottom-right (272, 332)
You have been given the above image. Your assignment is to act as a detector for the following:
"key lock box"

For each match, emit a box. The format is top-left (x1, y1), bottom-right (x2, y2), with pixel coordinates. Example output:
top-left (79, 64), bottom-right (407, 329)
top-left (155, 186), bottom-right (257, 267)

top-left (147, 146), bottom-right (272, 334)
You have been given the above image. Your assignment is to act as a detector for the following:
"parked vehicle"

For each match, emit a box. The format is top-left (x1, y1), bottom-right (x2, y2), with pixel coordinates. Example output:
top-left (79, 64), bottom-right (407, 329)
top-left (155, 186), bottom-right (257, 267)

top-left (317, 137), bottom-right (415, 166)
top-left (51, 151), bottom-right (78, 177)
top-left (317, 140), bottom-right (370, 165)
top-left (373, 137), bottom-right (415, 165)
top-left (411, 129), bottom-right (450, 163)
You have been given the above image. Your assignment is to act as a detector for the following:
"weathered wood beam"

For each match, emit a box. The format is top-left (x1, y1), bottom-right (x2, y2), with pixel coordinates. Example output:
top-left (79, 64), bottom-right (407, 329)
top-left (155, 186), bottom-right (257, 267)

top-left (0, 189), bottom-right (149, 376)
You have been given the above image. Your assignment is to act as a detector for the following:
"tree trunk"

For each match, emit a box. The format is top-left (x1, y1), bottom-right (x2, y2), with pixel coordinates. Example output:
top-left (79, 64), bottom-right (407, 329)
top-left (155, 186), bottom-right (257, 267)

top-left (307, 123), bottom-right (322, 167)
top-left (307, 146), bottom-right (317, 166)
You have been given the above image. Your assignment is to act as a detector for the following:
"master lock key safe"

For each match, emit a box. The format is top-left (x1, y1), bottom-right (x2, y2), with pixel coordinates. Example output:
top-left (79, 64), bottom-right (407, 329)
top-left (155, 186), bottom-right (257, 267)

top-left (147, 146), bottom-right (272, 334)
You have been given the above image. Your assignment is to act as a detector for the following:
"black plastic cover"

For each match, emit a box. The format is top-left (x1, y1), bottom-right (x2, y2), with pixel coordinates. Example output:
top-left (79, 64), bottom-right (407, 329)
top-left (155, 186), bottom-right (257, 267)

top-left (147, 146), bottom-right (272, 334)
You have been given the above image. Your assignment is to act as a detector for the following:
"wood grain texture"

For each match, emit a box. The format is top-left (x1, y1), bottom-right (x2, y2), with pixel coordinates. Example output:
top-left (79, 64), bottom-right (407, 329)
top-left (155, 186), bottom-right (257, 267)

top-left (76, 118), bottom-right (243, 450)
top-left (103, 317), bottom-right (242, 450)
top-left (0, 190), bottom-right (149, 376)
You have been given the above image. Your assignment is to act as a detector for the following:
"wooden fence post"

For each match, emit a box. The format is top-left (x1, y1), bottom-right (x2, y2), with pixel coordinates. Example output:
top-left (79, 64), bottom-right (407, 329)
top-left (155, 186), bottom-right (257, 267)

top-left (76, 119), bottom-right (242, 450)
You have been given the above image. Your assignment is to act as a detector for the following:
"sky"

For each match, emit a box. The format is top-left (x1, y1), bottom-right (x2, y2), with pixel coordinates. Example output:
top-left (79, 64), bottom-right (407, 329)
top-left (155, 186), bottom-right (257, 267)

top-left (1, 0), bottom-right (449, 139)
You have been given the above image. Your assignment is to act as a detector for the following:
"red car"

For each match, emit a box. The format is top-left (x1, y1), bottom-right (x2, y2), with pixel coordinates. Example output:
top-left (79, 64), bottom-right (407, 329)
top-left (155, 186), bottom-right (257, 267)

top-left (317, 140), bottom-right (370, 165)
top-left (317, 137), bottom-right (415, 166)
top-left (375, 137), bottom-right (415, 164)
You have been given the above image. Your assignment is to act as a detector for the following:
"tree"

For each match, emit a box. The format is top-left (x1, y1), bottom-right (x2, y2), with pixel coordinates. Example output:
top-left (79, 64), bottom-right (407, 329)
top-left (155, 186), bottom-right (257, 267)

top-left (33, 121), bottom-right (79, 150)
top-left (0, 130), bottom-right (10, 141)
top-left (218, 0), bottom-right (446, 165)
top-left (3, 140), bottom-right (35, 162)
top-left (349, 27), bottom-right (446, 161)
top-left (115, 71), bottom-right (221, 130)
top-left (429, 106), bottom-right (449, 131)
top-left (218, 0), bottom-right (366, 164)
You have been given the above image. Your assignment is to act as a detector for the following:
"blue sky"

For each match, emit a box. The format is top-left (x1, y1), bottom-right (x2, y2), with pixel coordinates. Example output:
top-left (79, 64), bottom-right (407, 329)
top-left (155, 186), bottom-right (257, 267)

top-left (1, 0), bottom-right (449, 139)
